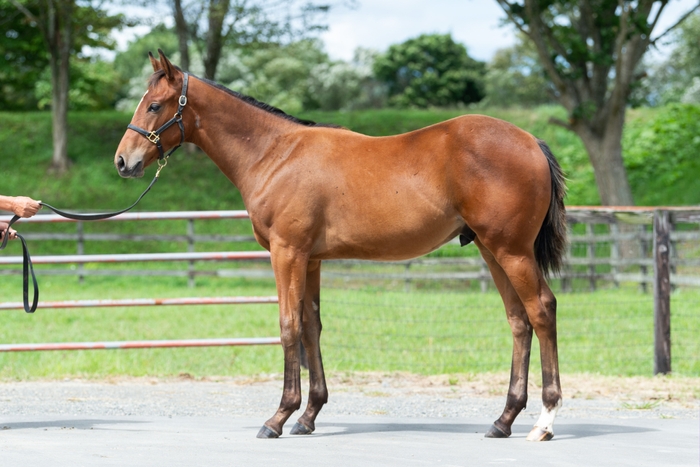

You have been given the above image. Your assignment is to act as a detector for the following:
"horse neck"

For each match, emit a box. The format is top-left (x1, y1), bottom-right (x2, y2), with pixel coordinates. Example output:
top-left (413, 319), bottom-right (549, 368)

top-left (186, 78), bottom-right (297, 193)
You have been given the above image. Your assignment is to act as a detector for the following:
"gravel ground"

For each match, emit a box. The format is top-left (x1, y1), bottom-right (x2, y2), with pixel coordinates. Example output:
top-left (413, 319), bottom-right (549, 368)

top-left (1, 372), bottom-right (697, 422)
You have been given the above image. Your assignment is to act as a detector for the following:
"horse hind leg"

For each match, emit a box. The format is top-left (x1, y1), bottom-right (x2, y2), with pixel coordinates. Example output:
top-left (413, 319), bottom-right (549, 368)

top-left (476, 240), bottom-right (533, 439)
top-left (491, 244), bottom-right (562, 442)
top-left (290, 260), bottom-right (329, 435)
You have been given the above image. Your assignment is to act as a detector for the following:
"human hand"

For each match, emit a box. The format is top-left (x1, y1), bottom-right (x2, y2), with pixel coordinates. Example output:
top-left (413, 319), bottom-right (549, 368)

top-left (0, 221), bottom-right (17, 241)
top-left (12, 196), bottom-right (41, 218)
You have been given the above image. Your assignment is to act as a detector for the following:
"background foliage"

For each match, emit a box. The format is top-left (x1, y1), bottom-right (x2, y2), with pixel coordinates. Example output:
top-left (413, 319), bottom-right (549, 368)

top-left (373, 33), bottom-right (486, 108)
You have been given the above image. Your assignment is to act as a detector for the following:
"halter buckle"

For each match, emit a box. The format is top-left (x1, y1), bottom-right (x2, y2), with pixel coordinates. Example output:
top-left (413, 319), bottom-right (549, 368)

top-left (179, 96), bottom-right (187, 106)
top-left (147, 131), bottom-right (160, 144)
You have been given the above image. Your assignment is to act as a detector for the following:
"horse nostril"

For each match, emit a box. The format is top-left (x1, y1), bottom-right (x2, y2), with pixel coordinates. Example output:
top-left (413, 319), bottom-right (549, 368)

top-left (117, 155), bottom-right (126, 171)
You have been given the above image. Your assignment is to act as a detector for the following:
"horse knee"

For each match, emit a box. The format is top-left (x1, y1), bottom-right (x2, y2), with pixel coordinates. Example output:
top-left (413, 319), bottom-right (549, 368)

top-left (528, 293), bottom-right (557, 332)
top-left (507, 315), bottom-right (532, 339)
top-left (279, 317), bottom-right (302, 347)
top-left (309, 386), bottom-right (329, 407)
top-left (541, 293), bottom-right (557, 315)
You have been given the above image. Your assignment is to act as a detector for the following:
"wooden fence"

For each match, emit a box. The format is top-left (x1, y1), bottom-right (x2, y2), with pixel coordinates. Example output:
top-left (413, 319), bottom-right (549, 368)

top-left (2, 206), bottom-right (700, 374)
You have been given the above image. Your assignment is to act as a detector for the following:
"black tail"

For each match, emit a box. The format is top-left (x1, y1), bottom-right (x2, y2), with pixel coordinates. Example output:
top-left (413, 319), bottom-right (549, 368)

top-left (534, 139), bottom-right (568, 277)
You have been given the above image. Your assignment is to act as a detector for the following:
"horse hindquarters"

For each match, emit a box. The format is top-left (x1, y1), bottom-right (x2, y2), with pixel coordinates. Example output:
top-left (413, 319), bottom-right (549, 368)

top-left (471, 139), bottom-right (567, 441)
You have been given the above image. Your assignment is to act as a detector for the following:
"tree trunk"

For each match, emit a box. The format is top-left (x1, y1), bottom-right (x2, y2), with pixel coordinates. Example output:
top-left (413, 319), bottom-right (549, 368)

top-left (574, 109), bottom-right (634, 206)
top-left (47, 0), bottom-right (72, 174)
top-left (173, 0), bottom-right (190, 71)
top-left (203, 0), bottom-right (230, 80)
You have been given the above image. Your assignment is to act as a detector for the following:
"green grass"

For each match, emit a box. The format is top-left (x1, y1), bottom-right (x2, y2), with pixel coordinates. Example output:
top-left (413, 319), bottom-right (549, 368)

top-left (0, 276), bottom-right (697, 379)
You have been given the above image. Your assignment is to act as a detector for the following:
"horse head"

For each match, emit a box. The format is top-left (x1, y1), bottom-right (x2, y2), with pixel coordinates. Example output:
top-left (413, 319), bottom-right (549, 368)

top-left (115, 50), bottom-right (189, 178)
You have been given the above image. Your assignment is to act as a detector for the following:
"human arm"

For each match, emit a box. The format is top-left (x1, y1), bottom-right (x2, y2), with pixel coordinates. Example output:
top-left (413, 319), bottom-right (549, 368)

top-left (0, 195), bottom-right (41, 218)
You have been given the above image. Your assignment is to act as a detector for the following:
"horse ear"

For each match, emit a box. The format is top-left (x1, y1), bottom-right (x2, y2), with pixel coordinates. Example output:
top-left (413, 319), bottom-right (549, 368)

top-left (158, 48), bottom-right (176, 80)
top-left (148, 51), bottom-right (161, 72)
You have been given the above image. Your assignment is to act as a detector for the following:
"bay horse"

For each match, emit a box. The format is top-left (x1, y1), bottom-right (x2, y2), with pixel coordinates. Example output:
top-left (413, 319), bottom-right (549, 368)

top-left (115, 50), bottom-right (567, 441)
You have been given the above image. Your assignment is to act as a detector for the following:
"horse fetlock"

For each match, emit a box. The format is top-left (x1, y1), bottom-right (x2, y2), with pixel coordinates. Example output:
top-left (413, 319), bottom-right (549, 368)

top-left (280, 394), bottom-right (303, 413)
top-left (531, 398), bottom-right (562, 437)
top-left (542, 386), bottom-right (563, 409)
top-left (505, 392), bottom-right (528, 412)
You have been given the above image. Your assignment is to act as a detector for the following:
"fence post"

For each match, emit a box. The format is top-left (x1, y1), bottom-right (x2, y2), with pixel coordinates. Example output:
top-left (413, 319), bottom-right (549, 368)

top-left (653, 210), bottom-right (671, 375)
top-left (640, 225), bottom-right (649, 293)
top-left (77, 221), bottom-right (84, 284)
top-left (610, 223), bottom-right (620, 288)
top-left (480, 261), bottom-right (489, 293)
top-left (404, 261), bottom-right (412, 292)
top-left (187, 219), bottom-right (195, 288)
top-left (586, 223), bottom-right (596, 291)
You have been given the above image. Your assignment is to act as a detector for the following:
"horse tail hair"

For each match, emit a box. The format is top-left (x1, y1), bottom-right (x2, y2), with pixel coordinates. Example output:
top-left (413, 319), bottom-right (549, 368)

top-left (534, 139), bottom-right (568, 278)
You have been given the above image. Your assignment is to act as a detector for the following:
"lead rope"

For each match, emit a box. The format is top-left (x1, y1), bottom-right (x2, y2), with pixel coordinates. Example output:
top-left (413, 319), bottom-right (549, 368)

top-left (2, 73), bottom-right (189, 313)
top-left (0, 166), bottom-right (165, 314)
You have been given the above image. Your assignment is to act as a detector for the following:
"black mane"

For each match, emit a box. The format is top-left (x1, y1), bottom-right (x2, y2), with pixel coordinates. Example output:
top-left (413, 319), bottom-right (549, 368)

top-left (149, 69), bottom-right (342, 129)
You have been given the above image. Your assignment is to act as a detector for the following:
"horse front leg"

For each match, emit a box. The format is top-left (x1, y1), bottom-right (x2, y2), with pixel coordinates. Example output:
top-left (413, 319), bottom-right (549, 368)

top-left (257, 247), bottom-right (309, 439)
top-left (290, 260), bottom-right (328, 435)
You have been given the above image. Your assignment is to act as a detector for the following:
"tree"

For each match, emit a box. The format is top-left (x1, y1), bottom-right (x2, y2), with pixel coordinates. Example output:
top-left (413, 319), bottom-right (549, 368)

top-left (485, 33), bottom-right (554, 107)
top-left (496, 0), bottom-right (700, 206)
top-left (0, 1), bottom-right (48, 110)
top-left (373, 33), bottom-right (486, 108)
top-left (167, 0), bottom-right (344, 81)
top-left (224, 39), bottom-right (329, 113)
top-left (10, 0), bottom-right (127, 172)
top-left (640, 9), bottom-right (700, 105)
top-left (307, 48), bottom-right (386, 111)
top-left (113, 24), bottom-right (179, 104)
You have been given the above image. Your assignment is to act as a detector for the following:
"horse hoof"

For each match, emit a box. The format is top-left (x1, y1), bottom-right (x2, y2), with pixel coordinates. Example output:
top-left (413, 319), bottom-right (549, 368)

top-left (484, 423), bottom-right (511, 438)
top-left (256, 425), bottom-right (280, 439)
top-left (526, 426), bottom-right (554, 442)
top-left (290, 421), bottom-right (314, 435)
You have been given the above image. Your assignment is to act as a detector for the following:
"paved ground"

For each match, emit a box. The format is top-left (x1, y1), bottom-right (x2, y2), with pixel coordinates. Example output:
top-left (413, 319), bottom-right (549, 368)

top-left (1, 415), bottom-right (697, 466)
top-left (0, 377), bottom-right (697, 466)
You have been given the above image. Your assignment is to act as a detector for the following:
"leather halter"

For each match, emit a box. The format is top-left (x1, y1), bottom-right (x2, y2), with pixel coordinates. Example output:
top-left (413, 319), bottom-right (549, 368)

top-left (127, 72), bottom-right (189, 162)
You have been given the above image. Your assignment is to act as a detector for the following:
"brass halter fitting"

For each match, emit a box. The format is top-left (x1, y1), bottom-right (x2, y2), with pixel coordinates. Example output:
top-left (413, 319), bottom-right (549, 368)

top-left (155, 157), bottom-right (168, 178)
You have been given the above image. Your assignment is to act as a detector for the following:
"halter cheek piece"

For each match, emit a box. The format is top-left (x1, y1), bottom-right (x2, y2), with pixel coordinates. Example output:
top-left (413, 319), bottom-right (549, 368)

top-left (127, 72), bottom-right (190, 168)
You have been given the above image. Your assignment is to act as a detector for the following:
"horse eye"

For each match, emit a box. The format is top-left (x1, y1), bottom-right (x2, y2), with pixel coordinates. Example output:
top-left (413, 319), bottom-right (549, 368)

top-left (148, 103), bottom-right (161, 113)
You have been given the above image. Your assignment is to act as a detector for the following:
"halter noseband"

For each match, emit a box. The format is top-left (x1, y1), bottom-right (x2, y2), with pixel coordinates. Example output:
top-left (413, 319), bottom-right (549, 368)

top-left (127, 72), bottom-right (190, 163)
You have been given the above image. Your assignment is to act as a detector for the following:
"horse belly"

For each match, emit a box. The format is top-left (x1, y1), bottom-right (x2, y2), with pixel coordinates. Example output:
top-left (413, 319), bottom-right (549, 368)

top-left (314, 199), bottom-right (463, 261)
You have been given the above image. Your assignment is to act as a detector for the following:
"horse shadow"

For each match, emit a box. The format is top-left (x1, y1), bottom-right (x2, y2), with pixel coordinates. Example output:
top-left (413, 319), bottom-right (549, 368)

top-left (303, 420), bottom-right (656, 440)
top-left (1, 419), bottom-right (146, 431)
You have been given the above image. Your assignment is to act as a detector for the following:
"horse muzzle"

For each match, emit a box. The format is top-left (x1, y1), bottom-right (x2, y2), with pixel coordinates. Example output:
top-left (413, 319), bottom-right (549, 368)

top-left (116, 155), bottom-right (145, 178)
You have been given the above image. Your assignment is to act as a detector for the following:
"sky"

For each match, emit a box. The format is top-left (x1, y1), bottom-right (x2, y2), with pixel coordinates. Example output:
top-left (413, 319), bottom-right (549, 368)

top-left (115, 0), bottom-right (699, 63)
top-left (320, 0), bottom-right (515, 62)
